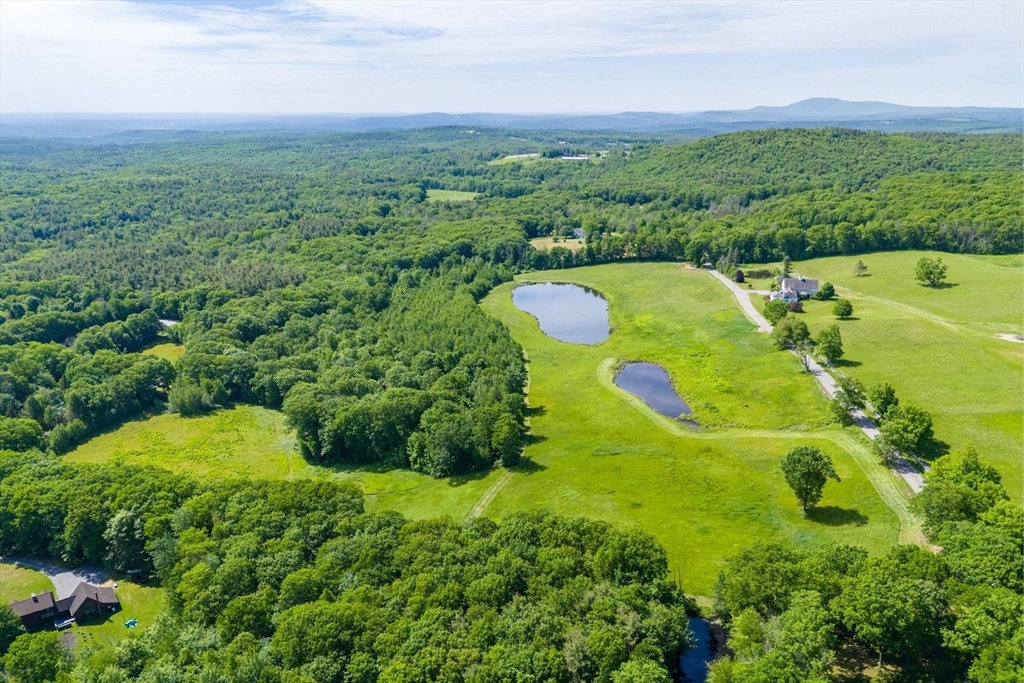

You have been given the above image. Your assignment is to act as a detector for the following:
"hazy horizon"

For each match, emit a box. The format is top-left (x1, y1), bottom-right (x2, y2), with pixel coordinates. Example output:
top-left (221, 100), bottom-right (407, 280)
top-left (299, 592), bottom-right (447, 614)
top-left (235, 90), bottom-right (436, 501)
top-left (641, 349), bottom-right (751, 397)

top-left (1, 1), bottom-right (1022, 115)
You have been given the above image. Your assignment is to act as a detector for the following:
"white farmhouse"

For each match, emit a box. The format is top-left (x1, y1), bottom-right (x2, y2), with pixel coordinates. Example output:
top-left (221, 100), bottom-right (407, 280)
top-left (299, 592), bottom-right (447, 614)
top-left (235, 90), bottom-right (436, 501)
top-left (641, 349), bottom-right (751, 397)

top-left (770, 277), bottom-right (820, 303)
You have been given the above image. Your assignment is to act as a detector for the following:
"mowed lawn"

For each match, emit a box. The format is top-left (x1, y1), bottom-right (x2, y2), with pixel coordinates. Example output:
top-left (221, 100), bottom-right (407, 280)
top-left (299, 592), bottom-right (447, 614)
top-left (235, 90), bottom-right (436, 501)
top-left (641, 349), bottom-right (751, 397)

top-left (480, 263), bottom-right (903, 596)
top-left (792, 252), bottom-right (1024, 501)
top-left (0, 563), bottom-right (53, 604)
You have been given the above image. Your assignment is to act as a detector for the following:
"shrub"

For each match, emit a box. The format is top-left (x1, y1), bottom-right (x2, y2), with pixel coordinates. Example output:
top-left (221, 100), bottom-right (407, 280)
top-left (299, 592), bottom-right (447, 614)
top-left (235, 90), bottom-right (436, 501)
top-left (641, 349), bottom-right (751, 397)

top-left (787, 301), bottom-right (803, 313)
top-left (815, 283), bottom-right (835, 300)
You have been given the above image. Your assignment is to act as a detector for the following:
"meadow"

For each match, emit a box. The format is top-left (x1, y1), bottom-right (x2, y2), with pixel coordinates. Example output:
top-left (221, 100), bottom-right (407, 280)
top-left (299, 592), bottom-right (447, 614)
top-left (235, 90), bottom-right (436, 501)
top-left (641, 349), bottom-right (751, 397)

top-left (785, 251), bottom-right (1023, 500)
top-left (64, 404), bottom-right (500, 521)
top-left (480, 263), bottom-right (907, 595)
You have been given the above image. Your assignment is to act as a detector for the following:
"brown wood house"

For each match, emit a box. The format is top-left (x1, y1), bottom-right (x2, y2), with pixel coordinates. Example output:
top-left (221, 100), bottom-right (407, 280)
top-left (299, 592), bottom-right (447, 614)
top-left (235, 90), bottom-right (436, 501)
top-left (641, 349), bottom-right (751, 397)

top-left (8, 582), bottom-right (119, 630)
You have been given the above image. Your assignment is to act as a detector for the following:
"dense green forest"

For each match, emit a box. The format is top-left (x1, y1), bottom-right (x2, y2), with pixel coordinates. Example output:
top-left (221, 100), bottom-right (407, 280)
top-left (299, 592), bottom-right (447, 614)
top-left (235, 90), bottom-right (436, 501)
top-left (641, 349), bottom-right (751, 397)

top-left (0, 127), bottom-right (1021, 681)
top-left (0, 450), bottom-right (692, 682)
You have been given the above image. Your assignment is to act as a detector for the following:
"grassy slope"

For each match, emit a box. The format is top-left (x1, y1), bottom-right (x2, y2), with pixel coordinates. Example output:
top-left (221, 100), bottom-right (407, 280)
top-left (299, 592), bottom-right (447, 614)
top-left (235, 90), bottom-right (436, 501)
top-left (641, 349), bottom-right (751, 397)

top-left (480, 263), bottom-right (903, 595)
top-left (792, 252), bottom-right (1023, 501)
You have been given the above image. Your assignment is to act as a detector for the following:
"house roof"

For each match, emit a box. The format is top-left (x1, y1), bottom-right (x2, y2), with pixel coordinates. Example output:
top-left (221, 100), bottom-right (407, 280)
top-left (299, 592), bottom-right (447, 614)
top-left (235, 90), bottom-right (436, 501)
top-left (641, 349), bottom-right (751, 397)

top-left (8, 591), bottom-right (56, 618)
top-left (66, 582), bottom-right (119, 617)
top-left (781, 277), bottom-right (819, 292)
top-left (9, 582), bottom-right (119, 621)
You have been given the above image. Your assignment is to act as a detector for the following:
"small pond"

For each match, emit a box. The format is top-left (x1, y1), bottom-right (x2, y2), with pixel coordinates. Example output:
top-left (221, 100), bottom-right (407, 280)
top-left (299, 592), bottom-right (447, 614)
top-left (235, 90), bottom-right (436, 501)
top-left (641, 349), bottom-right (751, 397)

top-left (679, 617), bottom-right (714, 683)
top-left (614, 362), bottom-right (696, 425)
top-left (512, 283), bottom-right (609, 345)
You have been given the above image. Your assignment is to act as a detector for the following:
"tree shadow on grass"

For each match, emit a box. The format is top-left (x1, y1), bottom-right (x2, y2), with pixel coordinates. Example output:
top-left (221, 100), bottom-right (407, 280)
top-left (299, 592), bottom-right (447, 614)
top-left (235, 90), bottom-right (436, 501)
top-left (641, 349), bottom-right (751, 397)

top-left (446, 465), bottom-right (495, 487)
top-left (918, 282), bottom-right (959, 290)
top-left (526, 405), bottom-right (547, 418)
top-left (524, 432), bottom-right (547, 446)
top-left (917, 438), bottom-right (951, 463)
top-left (807, 506), bottom-right (869, 527)
top-left (513, 457), bottom-right (547, 475)
top-left (833, 358), bottom-right (862, 368)
top-left (836, 316), bottom-right (861, 321)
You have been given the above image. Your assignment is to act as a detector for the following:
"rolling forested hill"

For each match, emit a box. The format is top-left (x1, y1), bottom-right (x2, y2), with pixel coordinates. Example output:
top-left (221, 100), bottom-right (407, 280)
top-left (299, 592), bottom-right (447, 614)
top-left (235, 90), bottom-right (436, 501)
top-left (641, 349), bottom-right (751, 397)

top-left (0, 126), bottom-right (1020, 681)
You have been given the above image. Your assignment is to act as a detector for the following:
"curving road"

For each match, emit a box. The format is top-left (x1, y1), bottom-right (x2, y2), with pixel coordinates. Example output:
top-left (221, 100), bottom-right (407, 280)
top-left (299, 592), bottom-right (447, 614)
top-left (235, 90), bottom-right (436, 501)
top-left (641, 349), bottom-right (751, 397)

top-left (707, 269), bottom-right (924, 493)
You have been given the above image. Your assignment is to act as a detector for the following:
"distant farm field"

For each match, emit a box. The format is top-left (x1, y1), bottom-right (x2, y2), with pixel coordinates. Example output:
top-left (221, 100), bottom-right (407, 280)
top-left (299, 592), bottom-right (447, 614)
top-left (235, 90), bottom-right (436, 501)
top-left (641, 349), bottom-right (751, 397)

top-left (789, 251), bottom-right (1024, 500)
top-left (529, 236), bottom-right (586, 252)
top-left (425, 189), bottom-right (479, 202)
top-left (142, 342), bottom-right (185, 362)
top-left (480, 263), bottom-right (906, 595)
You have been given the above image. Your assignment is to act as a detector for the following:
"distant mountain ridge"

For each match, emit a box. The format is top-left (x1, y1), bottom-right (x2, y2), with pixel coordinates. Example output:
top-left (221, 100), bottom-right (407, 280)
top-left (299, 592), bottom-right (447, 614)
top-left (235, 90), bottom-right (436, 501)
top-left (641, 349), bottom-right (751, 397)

top-left (2, 98), bottom-right (1020, 139)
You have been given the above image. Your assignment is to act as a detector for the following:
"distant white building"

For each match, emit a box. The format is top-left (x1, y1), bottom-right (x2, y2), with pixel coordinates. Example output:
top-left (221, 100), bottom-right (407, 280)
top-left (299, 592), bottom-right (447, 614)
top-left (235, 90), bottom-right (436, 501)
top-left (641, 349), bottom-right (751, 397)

top-left (770, 277), bottom-right (820, 303)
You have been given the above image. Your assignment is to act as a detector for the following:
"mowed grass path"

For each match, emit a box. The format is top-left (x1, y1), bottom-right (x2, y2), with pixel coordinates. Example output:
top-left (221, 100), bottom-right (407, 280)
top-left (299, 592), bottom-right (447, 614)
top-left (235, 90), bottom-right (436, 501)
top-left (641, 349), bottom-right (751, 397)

top-left (480, 263), bottom-right (902, 595)
top-left (791, 252), bottom-right (1024, 500)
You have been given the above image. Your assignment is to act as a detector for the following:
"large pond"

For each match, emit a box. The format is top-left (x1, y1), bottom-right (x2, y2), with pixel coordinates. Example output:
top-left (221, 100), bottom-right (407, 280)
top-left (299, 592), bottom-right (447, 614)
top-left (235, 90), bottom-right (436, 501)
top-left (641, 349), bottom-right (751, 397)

top-left (614, 362), bottom-right (696, 425)
top-left (512, 283), bottom-right (609, 344)
top-left (679, 617), bottom-right (714, 682)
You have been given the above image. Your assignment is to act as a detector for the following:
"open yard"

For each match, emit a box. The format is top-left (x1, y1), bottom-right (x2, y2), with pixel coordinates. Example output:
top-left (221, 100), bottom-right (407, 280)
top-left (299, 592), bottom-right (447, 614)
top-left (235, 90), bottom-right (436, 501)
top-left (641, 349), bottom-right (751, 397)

top-left (480, 262), bottom-right (906, 595)
top-left (0, 562), bottom-right (163, 656)
top-left (787, 251), bottom-right (1024, 500)
top-left (0, 563), bottom-right (53, 605)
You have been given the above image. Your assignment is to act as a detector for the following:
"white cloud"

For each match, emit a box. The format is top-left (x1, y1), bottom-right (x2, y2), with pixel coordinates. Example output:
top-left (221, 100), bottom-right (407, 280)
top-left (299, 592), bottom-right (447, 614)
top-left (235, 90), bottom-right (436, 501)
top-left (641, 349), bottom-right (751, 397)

top-left (0, 0), bottom-right (1020, 112)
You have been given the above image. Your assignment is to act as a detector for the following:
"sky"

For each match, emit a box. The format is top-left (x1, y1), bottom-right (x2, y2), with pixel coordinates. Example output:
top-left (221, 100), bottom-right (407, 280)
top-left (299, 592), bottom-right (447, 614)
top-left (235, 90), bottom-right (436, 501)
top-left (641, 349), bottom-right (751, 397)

top-left (1, 0), bottom-right (1022, 114)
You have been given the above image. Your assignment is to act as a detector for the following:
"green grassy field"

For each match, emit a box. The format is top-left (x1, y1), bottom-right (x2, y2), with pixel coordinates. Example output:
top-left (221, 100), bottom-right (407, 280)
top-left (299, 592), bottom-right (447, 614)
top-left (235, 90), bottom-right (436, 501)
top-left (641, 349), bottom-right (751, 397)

top-left (63, 404), bottom-right (500, 520)
top-left (425, 189), bottom-right (480, 202)
top-left (479, 263), bottom-right (905, 595)
top-left (784, 251), bottom-right (1024, 500)
top-left (0, 563), bottom-right (53, 604)
top-left (65, 406), bottom-right (307, 480)
top-left (141, 342), bottom-right (185, 362)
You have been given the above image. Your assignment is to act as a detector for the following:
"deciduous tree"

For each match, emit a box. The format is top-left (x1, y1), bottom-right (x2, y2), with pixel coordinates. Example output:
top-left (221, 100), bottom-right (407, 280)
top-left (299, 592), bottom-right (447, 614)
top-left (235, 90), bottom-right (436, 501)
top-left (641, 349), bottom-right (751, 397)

top-left (780, 446), bottom-right (840, 513)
